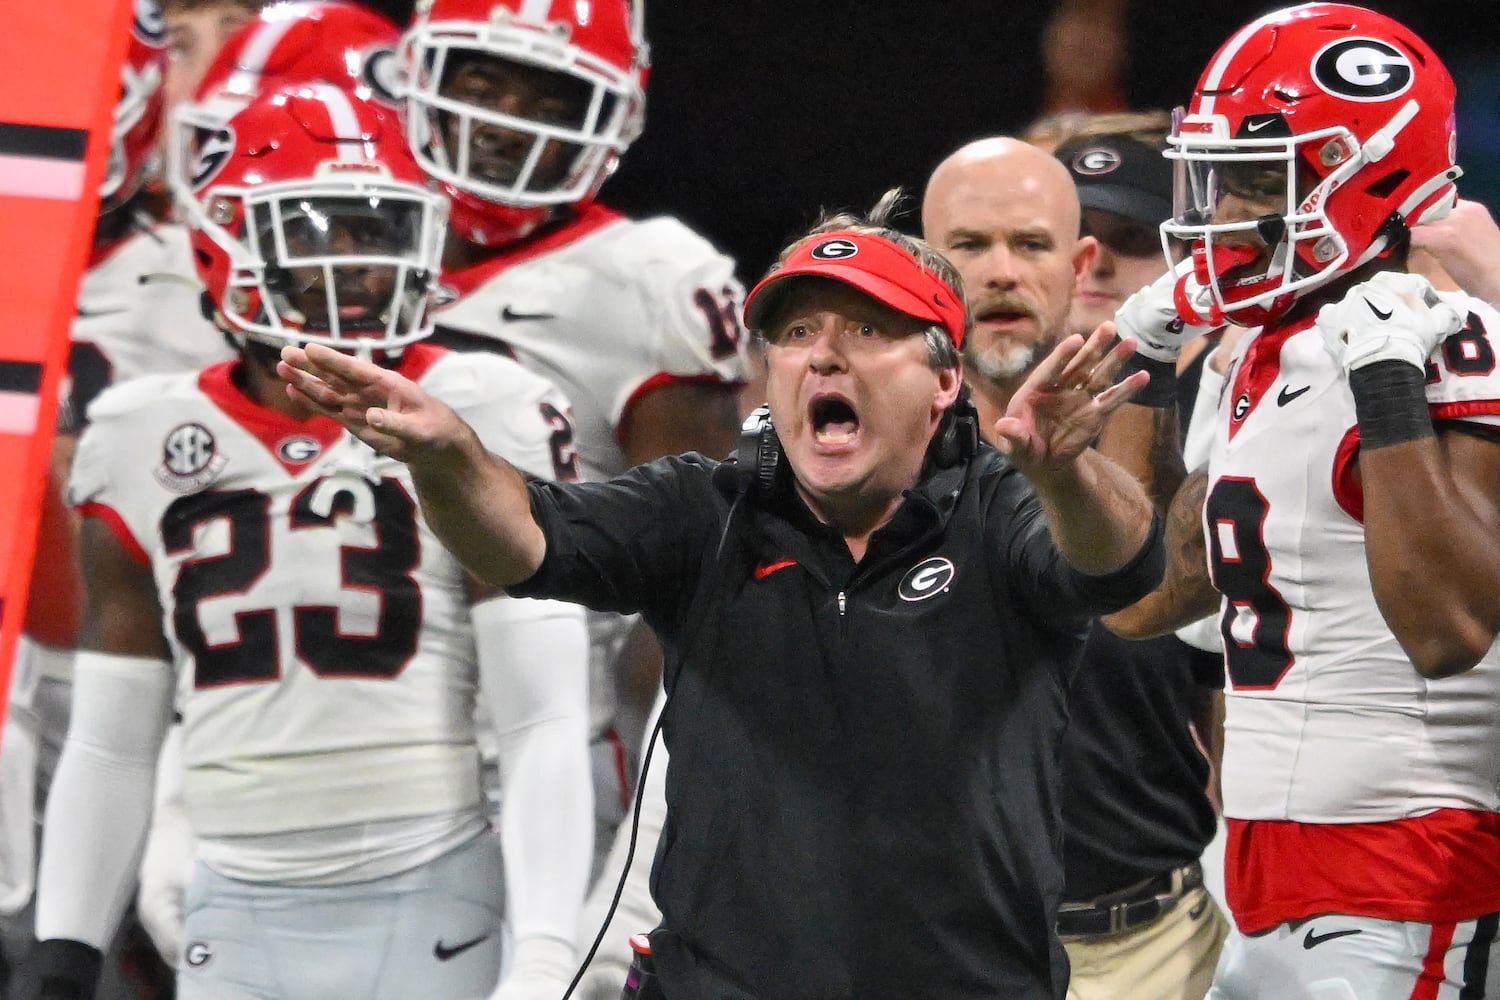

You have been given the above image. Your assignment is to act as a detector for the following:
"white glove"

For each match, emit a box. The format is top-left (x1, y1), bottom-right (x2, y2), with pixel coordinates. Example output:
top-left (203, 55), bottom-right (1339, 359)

top-left (1316, 271), bottom-right (1465, 373)
top-left (490, 936), bottom-right (577, 1000)
top-left (1114, 259), bottom-right (1219, 362)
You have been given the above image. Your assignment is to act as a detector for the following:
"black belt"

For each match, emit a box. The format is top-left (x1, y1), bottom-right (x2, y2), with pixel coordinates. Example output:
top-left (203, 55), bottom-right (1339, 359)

top-left (1056, 861), bottom-right (1204, 938)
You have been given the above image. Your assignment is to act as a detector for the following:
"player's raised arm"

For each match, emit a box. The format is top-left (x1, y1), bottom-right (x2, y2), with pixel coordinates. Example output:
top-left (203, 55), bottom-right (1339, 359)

top-left (278, 343), bottom-right (546, 587)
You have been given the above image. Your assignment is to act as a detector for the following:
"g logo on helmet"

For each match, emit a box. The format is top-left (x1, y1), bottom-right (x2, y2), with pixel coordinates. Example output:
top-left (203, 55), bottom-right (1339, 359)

top-left (360, 47), bottom-right (403, 105)
top-left (1073, 147), bottom-right (1121, 176)
top-left (1311, 38), bottom-right (1413, 102)
top-left (133, 0), bottom-right (166, 44)
top-left (190, 127), bottom-right (235, 192)
top-left (810, 238), bottom-right (859, 261)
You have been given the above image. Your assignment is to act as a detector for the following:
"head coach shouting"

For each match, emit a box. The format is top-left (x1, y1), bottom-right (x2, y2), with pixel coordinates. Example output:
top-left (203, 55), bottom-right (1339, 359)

top-left (277, 193), bottom-right (1166, 1000)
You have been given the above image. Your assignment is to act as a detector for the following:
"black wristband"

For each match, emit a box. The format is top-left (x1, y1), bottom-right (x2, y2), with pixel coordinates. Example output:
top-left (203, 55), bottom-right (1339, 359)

top-left (1116, 353), bottom-right (1178, 408)
top-left (1349, 360), bottom-right (1435, 450)
top-left (32, 938), bottom-right (102, 1000)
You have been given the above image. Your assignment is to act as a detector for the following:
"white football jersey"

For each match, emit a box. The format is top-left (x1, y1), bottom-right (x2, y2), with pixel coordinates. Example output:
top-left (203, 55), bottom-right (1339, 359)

top-left (1206, 295), bottom-right (1500, 824)
top-left (68, 344), bottom-right (573, 838)
top-left (68, 221), bottom-right (235, 429)
top-left (431, 205), bottom-right (749, 482)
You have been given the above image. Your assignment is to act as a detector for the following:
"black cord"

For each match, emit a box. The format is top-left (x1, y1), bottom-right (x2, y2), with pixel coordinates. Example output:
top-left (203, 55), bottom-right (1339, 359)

top-left (560, 704), bottom-right (667, 1000)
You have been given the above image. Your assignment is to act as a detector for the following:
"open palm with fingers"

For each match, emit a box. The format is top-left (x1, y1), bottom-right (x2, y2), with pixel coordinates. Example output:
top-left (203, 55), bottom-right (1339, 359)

top-left (276, 343), bottom-right (470, 467)
top-left (992, 323), bottom-right (1147, 470)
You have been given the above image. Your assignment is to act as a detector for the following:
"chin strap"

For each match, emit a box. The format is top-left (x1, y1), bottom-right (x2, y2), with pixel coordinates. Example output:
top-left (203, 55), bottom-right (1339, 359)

top-left (1176, 241), bottom-right (1260, 326)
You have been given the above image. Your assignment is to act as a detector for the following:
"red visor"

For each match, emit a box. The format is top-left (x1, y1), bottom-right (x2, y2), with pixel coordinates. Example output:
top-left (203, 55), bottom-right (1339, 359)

top-left (743, 231), bottom-right (967, 348)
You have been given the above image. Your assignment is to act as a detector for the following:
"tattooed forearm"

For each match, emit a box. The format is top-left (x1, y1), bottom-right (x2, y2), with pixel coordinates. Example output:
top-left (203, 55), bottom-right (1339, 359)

top-left (1101, 467), bottom-right (1220, 637)
top-left (1145, 408), bottom-right (1188, 514)
top-left (1095, 403), bottom-right (1186, 515)
top-left (1163, 467), bottom-right (1218, 619)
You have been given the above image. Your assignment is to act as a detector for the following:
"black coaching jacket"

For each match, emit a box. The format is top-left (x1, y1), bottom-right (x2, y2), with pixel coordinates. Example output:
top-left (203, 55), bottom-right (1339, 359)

top-left (513, 446), bottom-right (1164, 999)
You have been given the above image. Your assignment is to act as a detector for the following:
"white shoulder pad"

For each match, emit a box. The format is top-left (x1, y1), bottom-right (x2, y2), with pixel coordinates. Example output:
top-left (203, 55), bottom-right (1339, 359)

top-left (592, 217), bottom-right (750, 384)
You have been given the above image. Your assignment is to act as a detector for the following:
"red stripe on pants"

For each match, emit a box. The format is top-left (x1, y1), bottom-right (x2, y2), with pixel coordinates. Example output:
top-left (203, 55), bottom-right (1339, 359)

top-left (1412, 921), bottom-right (1458, 1000)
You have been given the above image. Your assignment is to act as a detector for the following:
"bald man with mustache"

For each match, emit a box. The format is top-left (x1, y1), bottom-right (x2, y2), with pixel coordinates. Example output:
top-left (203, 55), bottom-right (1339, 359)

top-left (922, 138), bottom-right (1097, 424)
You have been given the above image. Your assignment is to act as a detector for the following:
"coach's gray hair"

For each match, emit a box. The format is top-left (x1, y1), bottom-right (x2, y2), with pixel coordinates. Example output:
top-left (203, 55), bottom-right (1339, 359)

top-left (751, 189), bottom-right (968, 369)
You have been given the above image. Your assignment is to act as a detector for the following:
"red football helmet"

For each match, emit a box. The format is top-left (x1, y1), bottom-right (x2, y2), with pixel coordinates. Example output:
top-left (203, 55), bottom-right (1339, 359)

top-left (103, 0), bottom-right (169, 212)
top-left (397, 0), bottom-right (649, 246)
top-left (168, 1), bottom-right (401, 207)
top-left (186, 84), bottom-right (449, 357)
top-left (1162, 3), bottom-right (1461, 327)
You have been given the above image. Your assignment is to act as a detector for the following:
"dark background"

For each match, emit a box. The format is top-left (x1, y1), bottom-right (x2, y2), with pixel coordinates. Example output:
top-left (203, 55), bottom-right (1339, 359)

top-left (374, 1), bottom-right (1500, 283)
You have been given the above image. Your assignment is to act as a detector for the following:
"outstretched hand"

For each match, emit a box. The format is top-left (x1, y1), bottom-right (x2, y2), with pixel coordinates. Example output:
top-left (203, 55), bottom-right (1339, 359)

top-left (276, 344), bottom-right (468, 466)
top-left (991, 323), bottom-right (1148, 473)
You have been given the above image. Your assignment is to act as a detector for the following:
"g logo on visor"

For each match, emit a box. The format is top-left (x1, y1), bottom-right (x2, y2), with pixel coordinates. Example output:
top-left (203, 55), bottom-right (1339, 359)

top-left (1311, 38), bottom-right (1413, 102)
top-left (810, 238), bottom-right (859, 260)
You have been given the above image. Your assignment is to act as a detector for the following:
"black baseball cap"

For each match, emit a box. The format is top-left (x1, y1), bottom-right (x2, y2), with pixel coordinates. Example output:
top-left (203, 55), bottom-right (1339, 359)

top-left (1055, 134), bottom-right (1172, 227)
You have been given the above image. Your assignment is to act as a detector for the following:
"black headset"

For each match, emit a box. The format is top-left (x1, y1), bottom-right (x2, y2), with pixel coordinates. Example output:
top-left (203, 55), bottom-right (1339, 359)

top-left (732, 388), bottom-right (980, 502)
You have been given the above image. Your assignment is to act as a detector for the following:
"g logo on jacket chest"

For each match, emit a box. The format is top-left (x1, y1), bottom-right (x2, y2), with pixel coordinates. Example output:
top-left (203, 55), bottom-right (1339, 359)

top-left (898, 556), bottom-right (955, 602)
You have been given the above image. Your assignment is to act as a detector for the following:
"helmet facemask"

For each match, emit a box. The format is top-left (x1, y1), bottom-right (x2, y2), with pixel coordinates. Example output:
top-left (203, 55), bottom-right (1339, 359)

top-left (398, 23), bottom-right (644, 211)
top-left (199, 167), bottom-right (447, 359)
top-left (1163, 109), bottom-right (1417, 325)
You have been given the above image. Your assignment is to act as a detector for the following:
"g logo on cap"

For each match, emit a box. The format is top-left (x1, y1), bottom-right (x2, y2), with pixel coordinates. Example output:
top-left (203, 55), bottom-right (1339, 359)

top-left (1073, 147), bottom-right (1121, 175)
top-left (810, 238), bottom-right (859, 260)
top-left (1311, 38), bottom-right (1413, 101)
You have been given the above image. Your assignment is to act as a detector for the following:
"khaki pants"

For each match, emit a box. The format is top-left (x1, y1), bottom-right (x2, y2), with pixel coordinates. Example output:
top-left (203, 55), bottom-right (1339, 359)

top-left (1065, 886), bottom-right (1230, 1000)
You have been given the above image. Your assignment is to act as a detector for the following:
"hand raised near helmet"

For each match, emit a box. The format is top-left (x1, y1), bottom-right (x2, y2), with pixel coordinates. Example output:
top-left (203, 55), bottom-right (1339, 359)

top-left (1114, 258), bottom-right (1221, 363)
top-left (1316, 271), bottom-right (1465, 374)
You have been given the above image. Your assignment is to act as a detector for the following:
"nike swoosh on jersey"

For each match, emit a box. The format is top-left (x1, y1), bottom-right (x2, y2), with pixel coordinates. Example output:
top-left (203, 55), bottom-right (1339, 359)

top-left (1277, 384), bottom-right (1312, 406)
top-left (433, 933), bottom-right (492, 961)
top-left (500, 305), bottom-right (557, 322)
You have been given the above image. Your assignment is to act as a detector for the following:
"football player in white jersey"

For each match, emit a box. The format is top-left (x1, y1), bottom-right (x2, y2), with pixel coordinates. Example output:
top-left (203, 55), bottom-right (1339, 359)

top-left (393, 0), bottom-right (748, 977)
top-left (25, 84), bottom-right (593, 1000)
top-left (1100, 4), bottom-right (1500, 998)
top-left (0, 5), bottom-right (233, 997)
top-left (133, 1), bottom-right (414, 964)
